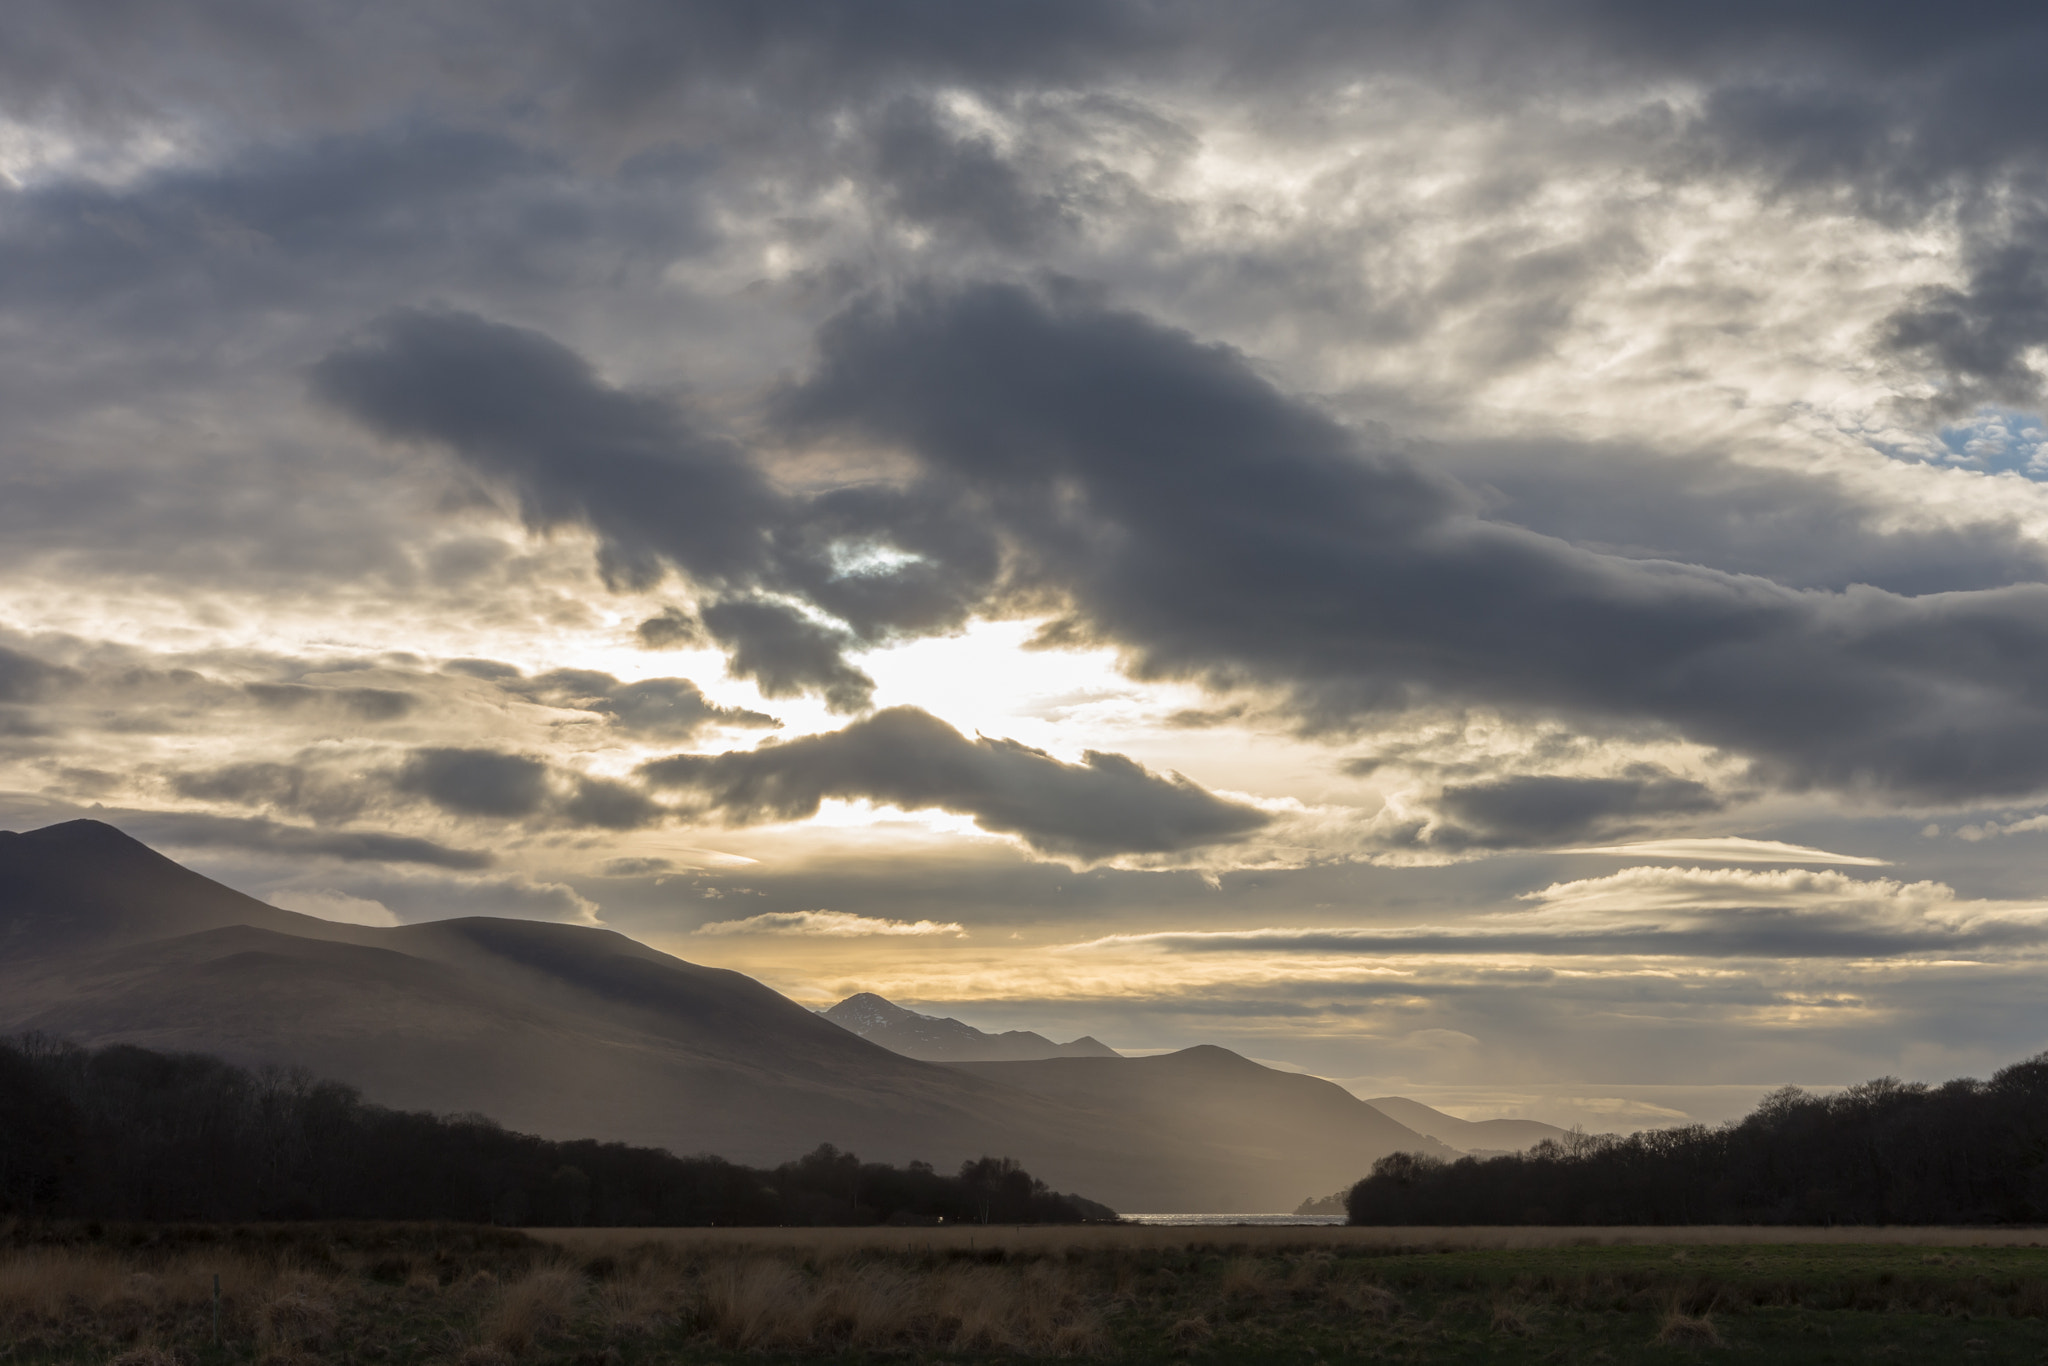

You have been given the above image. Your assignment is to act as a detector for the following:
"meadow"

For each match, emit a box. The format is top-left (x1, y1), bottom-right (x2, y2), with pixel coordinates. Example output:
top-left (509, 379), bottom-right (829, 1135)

top-left (5, 1221), bottom-right (2048, 1364)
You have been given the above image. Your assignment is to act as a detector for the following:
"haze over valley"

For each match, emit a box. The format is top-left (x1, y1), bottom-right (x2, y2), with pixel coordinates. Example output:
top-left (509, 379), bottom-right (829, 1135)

top-left (5, 818), bottom-right (1552, 1212)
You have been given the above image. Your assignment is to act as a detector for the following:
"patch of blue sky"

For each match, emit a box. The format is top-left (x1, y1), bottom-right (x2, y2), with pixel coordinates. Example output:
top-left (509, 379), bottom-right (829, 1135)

top-left (1933, 407), bottom-right (2048, 476)
top-left (1855, 405), bottom-right (2048, 477)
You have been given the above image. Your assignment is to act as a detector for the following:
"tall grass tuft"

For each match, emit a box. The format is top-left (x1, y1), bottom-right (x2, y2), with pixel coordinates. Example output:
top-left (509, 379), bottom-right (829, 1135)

top-left (481, 1264), bottom-right (585, 1354)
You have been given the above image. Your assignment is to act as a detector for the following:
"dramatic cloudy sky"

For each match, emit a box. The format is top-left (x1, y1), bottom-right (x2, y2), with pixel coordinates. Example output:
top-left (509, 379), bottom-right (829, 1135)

top-left (7, 0), bottom-right (2048, 1126)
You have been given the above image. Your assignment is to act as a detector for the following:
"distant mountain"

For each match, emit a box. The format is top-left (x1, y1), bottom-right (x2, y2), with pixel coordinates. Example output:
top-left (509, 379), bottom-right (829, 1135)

top-left (1362, 1096), bottom-right (1571, 1156)
top-left (0, 820), bottom-right (1448, 1211)
top-left (824, 992), bottom-right (1120, 1062)
top-left (951, 1050), bottom-right (1457, 1211)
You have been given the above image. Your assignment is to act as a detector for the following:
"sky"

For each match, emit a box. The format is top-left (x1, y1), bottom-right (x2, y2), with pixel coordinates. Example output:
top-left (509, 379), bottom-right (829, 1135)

top-left (5, 1), bottom-right (2048, 1128)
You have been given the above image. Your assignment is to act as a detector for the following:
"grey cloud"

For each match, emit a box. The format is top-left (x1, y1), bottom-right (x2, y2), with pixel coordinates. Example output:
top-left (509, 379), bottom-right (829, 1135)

top-left (1090, 917), bottom-right (2047, 961)
top-left (310, 306), bottom-right (781, 591)
top-left (1441, 439), bottom-right (2048, 597)
top-left (0, 122), bottom-right (713, 347)
top-left (393, 745), bottom-right (666, 830)
top-left (244, 681), bottom-right (417, 721)
top-left (11, 1), bottom-right (2047, 171)
top-left (600, 677), bottom-right (780, 737)
top-left (0, 647), bottom-right (76, 704)
top-left (472, 662), bottom-right (780, 739)
top-left (259, 867), bottom-right (600, 927)
top-left (173, 759), bottom-right (373, 825)
top-left (1431, 769), bottom-right (1723, 850)
top-left (323, 284), bottom-right (2048, 806)
top-left (116, 808), bottom-right (493, 870)
top-left (873, 96), bottom-right (1073, 251)
top-left (442, 658), bottom-right (525, 683)
top-left (312, 308), bottom-right (958, 710)
top-left (638, 705), bottom-right (1267, 859)
top-left (699, 598), bottom-right (874, 714)
top-left (635, 605), bottom-right (701, 649)
top-left (778, 281), bottom-right (2048, 803)
top-left (558, 775), bottom-right (666, 830)
top-left (394, 747), bottom-right (551, 817)
top-left (1884, 213), bottom-right (2048, 413)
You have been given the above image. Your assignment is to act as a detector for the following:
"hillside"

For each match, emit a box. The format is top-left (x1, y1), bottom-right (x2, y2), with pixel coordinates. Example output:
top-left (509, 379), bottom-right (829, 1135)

top-left (0, 820), bottom-right (1442, 1211)
top-left (1361, 1096), bottom-right (1571, 1155)
top-left (824, 991), bottom-right (1120, 1062)
top-left (951, 1049), bottom-right (1458, 1211)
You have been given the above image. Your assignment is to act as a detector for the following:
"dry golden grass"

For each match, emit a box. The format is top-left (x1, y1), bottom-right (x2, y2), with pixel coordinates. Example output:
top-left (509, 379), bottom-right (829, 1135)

top-left (682, 1249), bottom-right (1104, 1354)
top-left (3, 1221), bottom-right (2046, 1363)
top-left (1657, 1306), bottom-right (1724, 1346)
top-left (1490, 1295), bottom-right (1537, 1336)
top-left (1217, 1254), bottom-right (1271, 1300)
top-left (479, 1264), bottom-right (585, 1354)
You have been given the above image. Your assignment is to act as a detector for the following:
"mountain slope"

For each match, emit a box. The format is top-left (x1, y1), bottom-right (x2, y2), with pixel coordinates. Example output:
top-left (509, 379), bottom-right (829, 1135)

top-left (1362, 1096), bottom-right (1571, 1155)
top-left (0, 819), bottom-right (366, 958)
top-left (824, 992), bottom-right (1120, 1062)
top-left (951, 1048), bottom-right (1459, 1211)
top-left (0, 819), bottom-right (1443, 1211)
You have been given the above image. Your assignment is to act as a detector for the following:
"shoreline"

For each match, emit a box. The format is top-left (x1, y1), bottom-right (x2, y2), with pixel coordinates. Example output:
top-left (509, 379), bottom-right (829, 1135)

top-left (529, 1222), bottom-right (2048, 1252)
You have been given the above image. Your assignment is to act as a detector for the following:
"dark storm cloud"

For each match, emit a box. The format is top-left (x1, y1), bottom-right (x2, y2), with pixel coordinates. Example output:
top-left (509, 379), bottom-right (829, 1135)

top-left (174, 759), bottom-right (375, 825)
top-left (638, 705), bottom-right (1269, 859)
top-left (634, 605), bottom-right (702, 649)
top-left (1431, 770), bottom-right (1723, 850)
top-left (310, 306), bottom-right (780, 591)
top-left (10, 0), bottom-right (2045, 157)
top-left (782, 282), bottom-right (2048, 803)
top-left (699, 598), bottom-right (875, 715)
top-left (314, 283), bottom-right (2048, 805)
top-left (312, 308), bottom-right (980, 706)
top-left (1885, 213), bottom-right (2048, 414)
top-left (456, 662), bottom-right (780, 739)
top-left (394, 747), bottom-right (551, 817)
top-left (1442, 440), bottom-right (2048, 596)
top-left (393, 746), bottom-right (665, 830)
top-left (872, 96), bottom-right (1074, 251)
top-left (582, 676), bottom-right (780, 738)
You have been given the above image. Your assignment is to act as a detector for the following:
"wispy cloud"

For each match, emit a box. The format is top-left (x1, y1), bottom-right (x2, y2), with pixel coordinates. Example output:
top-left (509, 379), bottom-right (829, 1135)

top-left (693, 909), bottom-right (966, 938)
top-left (1059, 866), bottom-right (2048, 960)
top-left (1564, 838), bottom-right (1888, 865)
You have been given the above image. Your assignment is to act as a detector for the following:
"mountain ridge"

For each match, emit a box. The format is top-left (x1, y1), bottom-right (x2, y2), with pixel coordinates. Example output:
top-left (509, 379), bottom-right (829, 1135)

top-left (823, 991), bottom-right (1121, 1062)
top-left (0, 819), bottom-right (1448, 1211)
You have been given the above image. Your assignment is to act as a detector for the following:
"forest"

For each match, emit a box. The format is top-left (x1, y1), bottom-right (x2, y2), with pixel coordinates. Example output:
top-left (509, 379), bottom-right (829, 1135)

top-left (0, 1035), bottom-right (1113, 1226)
top-left (1348, 1052), bottom-right (2048, 1225)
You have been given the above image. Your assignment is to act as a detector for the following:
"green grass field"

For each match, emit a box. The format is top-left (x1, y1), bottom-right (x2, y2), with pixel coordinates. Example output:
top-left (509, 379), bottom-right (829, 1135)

top-left (5, 1222), bottom-right (2048, 1364)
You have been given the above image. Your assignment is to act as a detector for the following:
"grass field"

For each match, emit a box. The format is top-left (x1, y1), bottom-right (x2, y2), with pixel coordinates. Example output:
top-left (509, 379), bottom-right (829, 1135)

top-left (4, 1220), bottom-right (2048, 1364)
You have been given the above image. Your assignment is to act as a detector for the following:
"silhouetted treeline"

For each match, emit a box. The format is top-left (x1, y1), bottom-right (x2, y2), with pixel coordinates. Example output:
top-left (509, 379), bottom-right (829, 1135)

top-left (0, 1036), bottom-right (1114, 1226)
top-left (1347, 1054), bottom-right (2048, 1226)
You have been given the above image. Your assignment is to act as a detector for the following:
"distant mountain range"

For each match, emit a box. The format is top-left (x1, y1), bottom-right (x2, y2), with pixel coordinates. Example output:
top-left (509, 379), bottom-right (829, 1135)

top-left (0, 819), bottom-right (1465, 1211)
top-left (823, 992), bottom-right (1120, 1061)
top-left (824, 993), bottom-right (1569, 1157)
top-left (1360, 1095), bottom-right (1570, 1157)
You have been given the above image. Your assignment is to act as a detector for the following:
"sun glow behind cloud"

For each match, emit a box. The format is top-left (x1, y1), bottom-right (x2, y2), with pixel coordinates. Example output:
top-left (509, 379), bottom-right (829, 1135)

top-left (9, 0), bottom-right (2048, 1119)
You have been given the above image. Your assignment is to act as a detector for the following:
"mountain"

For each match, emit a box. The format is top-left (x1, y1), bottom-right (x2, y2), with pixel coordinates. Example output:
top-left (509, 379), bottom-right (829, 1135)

top-left (0, 819), bottom-right (1446, 1211)
top-left (950, 1050), bottom-right (1457, 1211)
top-left (1362, 1095), bottom-right (1572, 1156)
top-left (823, 992), bottom-right (1120, 1062)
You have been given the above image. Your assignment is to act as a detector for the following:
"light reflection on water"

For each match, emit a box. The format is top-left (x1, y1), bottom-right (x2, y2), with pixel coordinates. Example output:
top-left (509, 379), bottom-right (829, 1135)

top-left (1120, 1214), bottom-right (1349, 1227)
